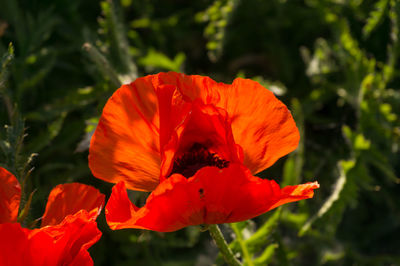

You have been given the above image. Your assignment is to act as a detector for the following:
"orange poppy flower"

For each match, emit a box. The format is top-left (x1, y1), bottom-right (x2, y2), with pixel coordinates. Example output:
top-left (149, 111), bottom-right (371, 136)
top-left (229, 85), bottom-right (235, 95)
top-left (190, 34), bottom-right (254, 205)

top-left (0, 167), bottom-right (105, 266)
top-left (89, 72), bottom-right (319, 232)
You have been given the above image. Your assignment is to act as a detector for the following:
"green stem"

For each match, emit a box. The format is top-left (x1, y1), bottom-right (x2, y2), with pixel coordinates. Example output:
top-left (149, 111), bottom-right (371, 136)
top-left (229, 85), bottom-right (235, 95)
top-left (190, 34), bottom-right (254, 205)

top-left (82, 42), bottom-right (122, 88)
top-left (231, 223), bottom-right (254, 266)
top-left (208, 224), bottom-right (242, 266)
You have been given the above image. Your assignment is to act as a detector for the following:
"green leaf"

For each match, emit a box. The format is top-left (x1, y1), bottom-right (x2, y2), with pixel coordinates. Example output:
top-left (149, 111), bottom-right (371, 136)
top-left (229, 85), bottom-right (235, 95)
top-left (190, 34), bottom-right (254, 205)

top-left (253, 244), bottom-right (278, 266)
top-left (138, 49), bottom-right (185, 72)
top-left (300, 160), bottom-right (355, 236)
top-left (363, 0), bottom-right (389, 38)
top-left (17, 189), bottom-right (36, 224)
top-left (82, 42), bottom-right (122, 88)
top-left (25, 112), bottom-right (67, 152)
top-left (245, 209), bottom-right (281, 254)
top-left (197, 0), bottom-right (239, 61)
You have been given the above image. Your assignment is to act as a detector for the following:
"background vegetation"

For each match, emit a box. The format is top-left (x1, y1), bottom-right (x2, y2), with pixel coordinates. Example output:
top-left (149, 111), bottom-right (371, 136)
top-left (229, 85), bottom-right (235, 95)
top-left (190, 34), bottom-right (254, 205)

top-left (1, 0), bottom-right (399, 265)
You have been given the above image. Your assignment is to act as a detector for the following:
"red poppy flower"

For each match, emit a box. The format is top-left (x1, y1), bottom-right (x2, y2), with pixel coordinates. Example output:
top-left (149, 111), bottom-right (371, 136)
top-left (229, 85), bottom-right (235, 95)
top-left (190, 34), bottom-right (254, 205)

top-left (0, 167), bottom-right (105, 266)
top-left (89, 72), bottom-right (319, 232)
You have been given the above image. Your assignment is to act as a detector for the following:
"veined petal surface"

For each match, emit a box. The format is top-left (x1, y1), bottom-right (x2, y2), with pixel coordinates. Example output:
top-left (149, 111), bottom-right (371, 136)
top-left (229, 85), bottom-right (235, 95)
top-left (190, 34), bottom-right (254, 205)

top-left (89, 77), bottom-right (161, 191)
top-left (105, 164), bottom-right (318, 232)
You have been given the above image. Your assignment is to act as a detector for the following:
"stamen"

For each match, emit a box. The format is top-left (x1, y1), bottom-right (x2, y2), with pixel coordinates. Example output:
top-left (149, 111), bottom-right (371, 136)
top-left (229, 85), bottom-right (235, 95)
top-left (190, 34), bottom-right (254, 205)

top-left (169, 143), bottom-right (229, 178)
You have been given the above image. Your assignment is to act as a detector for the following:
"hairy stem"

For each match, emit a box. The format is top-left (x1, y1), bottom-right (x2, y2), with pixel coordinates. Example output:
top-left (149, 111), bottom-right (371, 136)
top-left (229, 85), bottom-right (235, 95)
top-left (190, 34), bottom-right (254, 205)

top-left (208, 224), bottom-right (242, 266)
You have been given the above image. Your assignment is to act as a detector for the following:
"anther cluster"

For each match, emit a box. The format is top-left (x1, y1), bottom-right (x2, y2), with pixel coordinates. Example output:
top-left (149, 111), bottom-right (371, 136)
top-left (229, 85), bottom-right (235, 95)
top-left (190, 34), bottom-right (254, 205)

top-left (169, 143), bottom-right (230, 178)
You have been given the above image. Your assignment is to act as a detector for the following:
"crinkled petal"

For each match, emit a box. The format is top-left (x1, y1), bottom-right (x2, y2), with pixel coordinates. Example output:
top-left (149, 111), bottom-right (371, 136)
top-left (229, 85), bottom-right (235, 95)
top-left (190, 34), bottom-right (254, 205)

top-left (105, 178), bottom-right (203, 232)
top-left (157, 83), bottom-right (242, 178)
top-left (0, 167), bottom-right (21, 223)
top-left (105, 164), bottom-right (318, 232)
top-left (152, 72), bottom-right (300, 174)
top-left (0, 210), bottom-right (101, 266)
top-left (218, 78), bottom-right (300, 174)
top-left (89, 76), bottom-right (161, 191)
top-left (36, 210), bottom-right (101, 265)
top-left (171, 100), bottom-right (241, 162)
top-left (41, 183), bottom-right (105, 227)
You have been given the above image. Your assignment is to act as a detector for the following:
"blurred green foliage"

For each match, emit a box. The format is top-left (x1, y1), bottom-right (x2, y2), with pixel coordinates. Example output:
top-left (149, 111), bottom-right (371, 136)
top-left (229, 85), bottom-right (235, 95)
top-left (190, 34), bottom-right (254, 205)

top-left (0, 0), bottom-right (399, 265)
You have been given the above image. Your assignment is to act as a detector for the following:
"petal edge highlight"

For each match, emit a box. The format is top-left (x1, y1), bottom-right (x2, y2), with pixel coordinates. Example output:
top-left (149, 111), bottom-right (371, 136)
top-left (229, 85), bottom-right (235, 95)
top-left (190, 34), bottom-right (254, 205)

top-left (41, 183), bottom-right (105, 227)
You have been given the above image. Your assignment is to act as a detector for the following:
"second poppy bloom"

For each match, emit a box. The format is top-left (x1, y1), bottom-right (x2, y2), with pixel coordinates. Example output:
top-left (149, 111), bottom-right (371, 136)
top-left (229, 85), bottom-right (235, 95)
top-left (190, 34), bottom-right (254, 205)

top-left (0, 167), bottom-right (105, 265)
top-left (89, 72), bottom-right (319, 232)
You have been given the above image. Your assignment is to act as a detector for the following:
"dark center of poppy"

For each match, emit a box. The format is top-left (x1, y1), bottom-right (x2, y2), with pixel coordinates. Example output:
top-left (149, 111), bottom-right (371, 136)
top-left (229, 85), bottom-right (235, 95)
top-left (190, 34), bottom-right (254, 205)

top-left (169, 143), bottom-right (229, 178)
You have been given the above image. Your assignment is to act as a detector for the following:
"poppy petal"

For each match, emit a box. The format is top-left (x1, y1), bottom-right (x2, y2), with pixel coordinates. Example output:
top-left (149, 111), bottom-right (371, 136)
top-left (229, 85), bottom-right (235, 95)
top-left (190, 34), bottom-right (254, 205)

top-left (172, 100), bottom-right (240, 162)
top-left (41, 183), bottom-right (105, 227)
top-left (105, 178), bottom-right (203, 232)
top-left (0, 211), bottom-right (101, 266)
top-left (89, 76), bottom-right (161, 191)
top-left (0, 167), bottom-right (21, 223)
top-left (0, 223), bottom-right (29, 266)
top-left (105, 164), bottom-right (318, 232)
top-left (152, 72), bottom-right (300, 174)
top-left (36, 210), bottom-right (102, 265)
top-left (220, 78), bottom-right (300, 174)
top-left (156, 84), bottom-right (191, 178)
top-left (169, 74), bottom-right (300, 174)
top-left (158, 90), bottom-right (242, 178)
